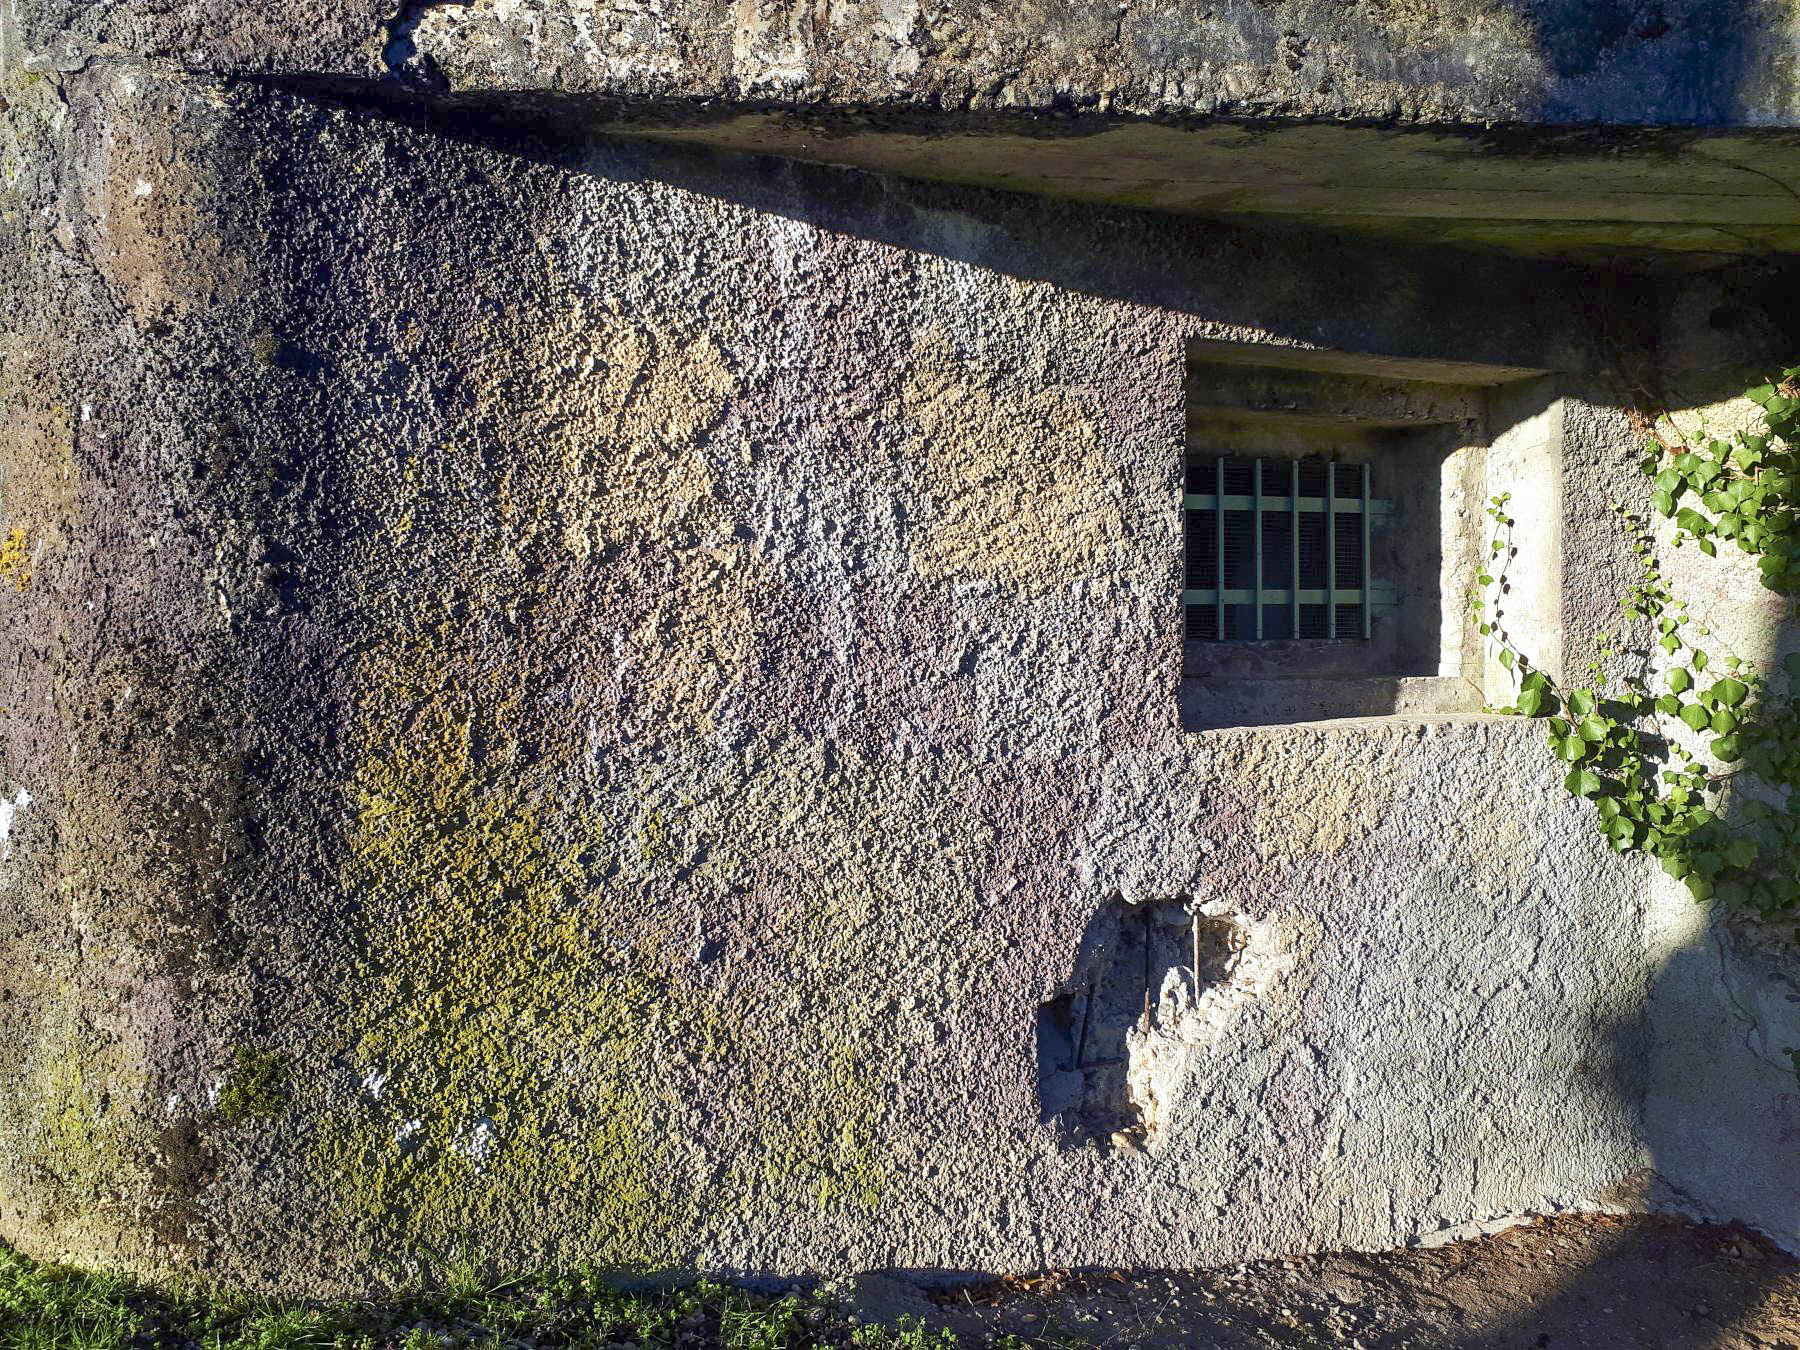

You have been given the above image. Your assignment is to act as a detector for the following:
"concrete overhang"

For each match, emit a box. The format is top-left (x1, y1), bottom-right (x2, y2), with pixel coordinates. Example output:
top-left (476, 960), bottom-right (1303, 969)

top-left (267, 82), bottom-right (1800, 270)
top-left (564, 105), bottom-right (1800, 270)
top-left (23, 0), bottom-right (1800, 269)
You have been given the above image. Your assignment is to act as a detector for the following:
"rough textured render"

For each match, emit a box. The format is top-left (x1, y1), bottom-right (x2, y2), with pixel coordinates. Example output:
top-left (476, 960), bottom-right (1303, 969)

top-left (3, 0), bottom-right (1800, 1300)
top-left (17, 0), bottom-right (1800, 125)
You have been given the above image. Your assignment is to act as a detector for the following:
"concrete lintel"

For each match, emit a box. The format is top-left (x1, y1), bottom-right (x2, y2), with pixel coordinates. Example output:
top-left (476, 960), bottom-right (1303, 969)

top-left (1188, 339), bottom-right (1543, 389)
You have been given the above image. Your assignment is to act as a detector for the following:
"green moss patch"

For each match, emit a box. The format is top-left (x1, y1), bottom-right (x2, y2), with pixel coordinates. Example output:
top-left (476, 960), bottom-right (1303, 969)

top-left (216, 1048), bottom-right (289, 1123)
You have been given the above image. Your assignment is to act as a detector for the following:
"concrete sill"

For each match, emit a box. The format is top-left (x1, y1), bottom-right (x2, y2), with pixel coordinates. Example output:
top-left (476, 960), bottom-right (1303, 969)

top-left (1179, 674), bottom-right (1482, 731)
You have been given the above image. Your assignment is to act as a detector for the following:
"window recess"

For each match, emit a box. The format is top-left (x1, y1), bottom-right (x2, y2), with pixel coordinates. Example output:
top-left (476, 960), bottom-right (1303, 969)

top-left (1183, 456), bottom-right (1397, 643)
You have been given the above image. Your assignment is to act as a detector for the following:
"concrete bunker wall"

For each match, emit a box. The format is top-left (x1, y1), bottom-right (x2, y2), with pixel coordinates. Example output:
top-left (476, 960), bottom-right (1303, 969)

top-left (0, 67), bottom-right (1795, 1292)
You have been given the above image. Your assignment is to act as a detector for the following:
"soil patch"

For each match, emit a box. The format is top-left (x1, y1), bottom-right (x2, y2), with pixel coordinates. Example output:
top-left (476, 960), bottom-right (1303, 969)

top-left (925, 1214), bottom-right (1800, 1348)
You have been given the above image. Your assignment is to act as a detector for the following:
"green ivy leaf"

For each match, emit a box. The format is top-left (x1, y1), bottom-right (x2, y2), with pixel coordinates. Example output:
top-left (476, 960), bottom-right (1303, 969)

top-left (1679, 703), bottom-right (1711, 732)
top-left (1567, 690), bottom-right (1596, 717)
top-left (1709, 677), bottom-right (1749, 708)
top-left (1724, 838), bottom-right (1760, 869)
top-left (1565, 768), bottom-right (1604, 798)
top-left (1710, 708), bottom-right (1740, 735)
top-left (1666, 668), bottom-right (1692, 695)
top-left (1712, 733), bottom-right (1742, 761)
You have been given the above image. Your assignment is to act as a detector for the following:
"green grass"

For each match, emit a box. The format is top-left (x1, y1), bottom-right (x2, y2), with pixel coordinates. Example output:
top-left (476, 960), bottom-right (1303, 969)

top-left (0, 1244), bottom-right (1084, 1350)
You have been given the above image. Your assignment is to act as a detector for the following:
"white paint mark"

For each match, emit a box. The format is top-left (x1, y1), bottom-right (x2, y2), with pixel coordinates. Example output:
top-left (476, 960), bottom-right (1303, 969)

top-left (394, 1118), bottom-right (423, 1146)
top-left (164, 1092), bottom-right (184, 1116)
top-left (132, 178), bottom-right (153, 198)
top-left (360, 1066), bottom-right (389, 1099)
top-left (457, 1116), bottom-right (499, 1167)
top-left (0, 788), bottom-right (32, 862)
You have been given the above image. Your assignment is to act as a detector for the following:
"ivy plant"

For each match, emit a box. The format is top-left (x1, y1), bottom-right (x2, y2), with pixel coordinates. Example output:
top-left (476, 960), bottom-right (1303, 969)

top-left (1474, 368), bottom-right (1800, 915)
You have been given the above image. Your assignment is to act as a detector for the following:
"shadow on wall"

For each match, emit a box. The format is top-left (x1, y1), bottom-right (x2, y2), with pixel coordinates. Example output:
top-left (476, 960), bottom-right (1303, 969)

top-left (1474, 479), bottom-right (1800, 1341)
top-left (1502, 0), bottom-right (1764, 124)
top-left (281, 80), bottom-right (1685, 382)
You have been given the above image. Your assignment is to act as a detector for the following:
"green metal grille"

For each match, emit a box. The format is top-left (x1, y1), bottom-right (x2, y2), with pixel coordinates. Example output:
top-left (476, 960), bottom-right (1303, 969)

top-left (1183, 456), bottom-right (1393, 642)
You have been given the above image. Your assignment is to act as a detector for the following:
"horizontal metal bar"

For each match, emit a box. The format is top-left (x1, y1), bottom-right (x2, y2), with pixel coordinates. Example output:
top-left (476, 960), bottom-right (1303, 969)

top-left (1183, 493), bottom-right (1394, 515)
top-left (1183, 585), bottom-right (1400, 609)
top-left (1186, 588), bottom-right (1362, 606)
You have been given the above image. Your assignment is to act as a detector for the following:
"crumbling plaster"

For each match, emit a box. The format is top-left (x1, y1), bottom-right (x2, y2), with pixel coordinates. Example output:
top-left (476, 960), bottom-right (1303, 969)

top-left (1, 56), bottom-right (1799, 1295)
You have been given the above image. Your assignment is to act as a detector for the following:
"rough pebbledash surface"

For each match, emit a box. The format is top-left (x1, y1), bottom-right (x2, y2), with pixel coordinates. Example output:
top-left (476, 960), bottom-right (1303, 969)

top-left (2, 0), bottom-right (1800, 1298)
top-left (17, 0), bottom-right (1800, 126)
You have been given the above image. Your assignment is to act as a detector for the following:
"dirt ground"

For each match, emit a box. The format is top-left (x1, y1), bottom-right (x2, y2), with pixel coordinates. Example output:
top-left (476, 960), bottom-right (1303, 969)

top-left (888, 1215), bottom-right (1800, 1349)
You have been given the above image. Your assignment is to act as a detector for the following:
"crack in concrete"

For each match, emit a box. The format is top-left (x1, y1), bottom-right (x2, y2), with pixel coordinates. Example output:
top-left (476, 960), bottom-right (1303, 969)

top-left (1709, 918), bottom-right (1800, 1076)
top-left (1712, 919), bottom-right (1768, 1063)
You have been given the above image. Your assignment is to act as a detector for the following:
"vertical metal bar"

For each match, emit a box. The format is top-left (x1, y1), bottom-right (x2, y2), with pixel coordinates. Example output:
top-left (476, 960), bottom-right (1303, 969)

top-left (1361, 461), bottom-right (1373, 640)
top-left (1289, 459), bottom-right (1300, 640)
top-left (1252, 457), bottom-right (1264, 639)
top-left (1214, 457), bottom-right (1225, 640)
top-left (1326, 460), bottom-right (1338, 639)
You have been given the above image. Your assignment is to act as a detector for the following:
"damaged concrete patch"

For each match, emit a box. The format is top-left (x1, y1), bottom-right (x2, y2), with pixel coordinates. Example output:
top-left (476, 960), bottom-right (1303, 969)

top-left (1038, 898), bottom-right (1289, 1151)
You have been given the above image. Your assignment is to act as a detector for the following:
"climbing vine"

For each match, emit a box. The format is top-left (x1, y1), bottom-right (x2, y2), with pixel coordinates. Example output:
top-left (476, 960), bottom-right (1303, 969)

top-left (1475, 369), bottom-right (1800, 915)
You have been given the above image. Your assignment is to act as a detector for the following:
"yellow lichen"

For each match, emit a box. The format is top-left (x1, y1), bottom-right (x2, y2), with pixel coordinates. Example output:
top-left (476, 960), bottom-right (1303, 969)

top-left (498, 303), bottom-right (740, 556)
top-left (0, 526), bottom-right (29, 591)
top-left (30, 1017), bottom-right (131, 1209)
top-left (315, 607), bottom-right (687, 1260)
top-left (314, 286), bottom-right (952, 1260)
